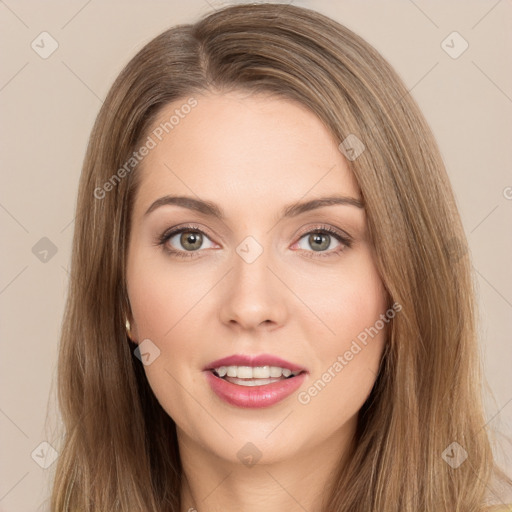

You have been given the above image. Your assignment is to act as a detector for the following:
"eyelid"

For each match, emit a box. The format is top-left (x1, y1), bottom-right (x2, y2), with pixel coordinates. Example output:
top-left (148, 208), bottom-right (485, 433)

top-left (294, 224), bottom-right (353, 244)
top-left (157, 223), bottom-right (215, 245)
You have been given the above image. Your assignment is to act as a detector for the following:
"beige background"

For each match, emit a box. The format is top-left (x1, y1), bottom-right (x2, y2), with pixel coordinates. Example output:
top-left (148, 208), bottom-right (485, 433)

top-left (0, 1), bottom-right (511, 510)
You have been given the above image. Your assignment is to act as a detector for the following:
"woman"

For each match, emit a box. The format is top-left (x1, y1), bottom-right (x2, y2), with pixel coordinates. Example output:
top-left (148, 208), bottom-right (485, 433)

top-left (50, 3), bottom-right (511, 511)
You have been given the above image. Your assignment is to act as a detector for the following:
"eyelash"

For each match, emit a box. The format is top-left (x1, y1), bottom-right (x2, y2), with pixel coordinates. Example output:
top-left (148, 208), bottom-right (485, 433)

top-left (155, 223), bottom-right (352, 260)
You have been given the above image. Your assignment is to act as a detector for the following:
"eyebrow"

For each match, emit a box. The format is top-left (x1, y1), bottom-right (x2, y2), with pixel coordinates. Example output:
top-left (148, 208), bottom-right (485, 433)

top-left (144, 194), bottom-right (364, 219)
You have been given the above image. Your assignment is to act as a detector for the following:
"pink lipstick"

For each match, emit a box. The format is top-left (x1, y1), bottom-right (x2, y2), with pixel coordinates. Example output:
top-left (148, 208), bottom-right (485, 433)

top-left (203, 353), bottom-right (308, 408)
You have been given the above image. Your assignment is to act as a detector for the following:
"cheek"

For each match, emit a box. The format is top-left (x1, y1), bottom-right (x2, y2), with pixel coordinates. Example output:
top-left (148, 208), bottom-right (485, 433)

top-left (127, 251), bottom-right (207, 341)
top-left (126, 251), bottom-right (213, 390)
top-left (126, 257), bottom-right (206, 421)
top-left (292, 248), bottom-right (388, 346)
top-left (129, 275), bottom-right (176, 340)
top-left (293, 251), bottom-right (388, 415)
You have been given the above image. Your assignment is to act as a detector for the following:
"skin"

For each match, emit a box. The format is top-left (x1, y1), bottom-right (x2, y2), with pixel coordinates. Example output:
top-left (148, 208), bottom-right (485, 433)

top-left (126, 90), bottom-right (389, 512)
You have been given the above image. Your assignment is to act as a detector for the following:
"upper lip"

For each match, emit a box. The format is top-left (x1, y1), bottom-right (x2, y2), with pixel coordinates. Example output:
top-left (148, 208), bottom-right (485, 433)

top-left (203, 354), bottom-right (308, 373)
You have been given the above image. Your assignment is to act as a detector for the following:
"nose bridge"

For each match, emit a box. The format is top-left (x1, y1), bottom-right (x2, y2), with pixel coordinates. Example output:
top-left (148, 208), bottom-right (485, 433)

top-left (235, 234), bottom-right (266, 267)
top-left (232, 233), bottom-right (275, 293)
top-left (218, 233), bottom-right (286, 329)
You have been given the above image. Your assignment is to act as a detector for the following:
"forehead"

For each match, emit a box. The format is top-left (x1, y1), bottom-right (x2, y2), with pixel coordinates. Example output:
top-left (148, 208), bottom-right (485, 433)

top-left (132, 91), bottom-right (360, 217)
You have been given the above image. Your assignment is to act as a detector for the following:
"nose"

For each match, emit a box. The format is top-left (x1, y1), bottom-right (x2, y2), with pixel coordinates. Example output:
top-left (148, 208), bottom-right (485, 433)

top-left (218, 243), bottom-right (288, 331)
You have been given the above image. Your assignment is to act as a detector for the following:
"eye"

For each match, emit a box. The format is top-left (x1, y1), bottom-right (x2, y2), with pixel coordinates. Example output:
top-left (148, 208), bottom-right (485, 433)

top-left (157, 224), bottom-right (216, 259)
top-left (293, 225), bottom-right (352, 258)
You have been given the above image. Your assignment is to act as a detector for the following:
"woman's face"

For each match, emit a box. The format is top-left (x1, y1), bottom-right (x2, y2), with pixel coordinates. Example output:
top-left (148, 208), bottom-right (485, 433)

top-left (126, 90), bottom-right (389, 467)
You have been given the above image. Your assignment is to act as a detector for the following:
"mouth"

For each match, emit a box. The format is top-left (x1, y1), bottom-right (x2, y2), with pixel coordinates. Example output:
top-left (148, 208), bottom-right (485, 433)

top-left (202, 354), bottom-right (308, 407)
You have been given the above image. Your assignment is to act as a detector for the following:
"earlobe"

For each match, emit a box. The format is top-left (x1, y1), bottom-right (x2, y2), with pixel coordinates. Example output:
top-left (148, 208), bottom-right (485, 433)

top-left (125, 317), bottom-right (137, 343)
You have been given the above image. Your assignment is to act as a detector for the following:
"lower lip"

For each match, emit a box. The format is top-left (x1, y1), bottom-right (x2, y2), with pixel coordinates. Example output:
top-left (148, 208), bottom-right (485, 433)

top-left (204, 370), bottom-right (307, 408)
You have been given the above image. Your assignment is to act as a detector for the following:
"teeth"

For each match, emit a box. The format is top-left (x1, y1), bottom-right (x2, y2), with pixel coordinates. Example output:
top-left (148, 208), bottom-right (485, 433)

top-left (223, 376), bottom-right (282, 387)
top-left (269, 366), bottom-right (283, 377)
top-left (213, 365), bottom-right (301, 379)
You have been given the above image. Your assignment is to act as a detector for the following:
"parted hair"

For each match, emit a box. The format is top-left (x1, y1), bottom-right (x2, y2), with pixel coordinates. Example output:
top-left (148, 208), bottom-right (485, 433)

top-left (50, 3), bottom-right (511, 511)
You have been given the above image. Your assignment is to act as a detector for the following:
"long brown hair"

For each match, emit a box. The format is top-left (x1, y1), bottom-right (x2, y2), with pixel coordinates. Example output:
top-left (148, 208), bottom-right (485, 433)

top-left (49, 3), bottom-right (511, 510)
